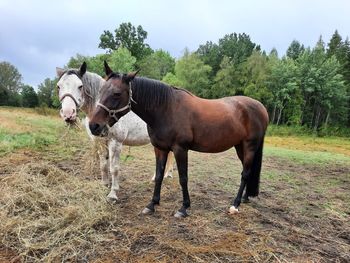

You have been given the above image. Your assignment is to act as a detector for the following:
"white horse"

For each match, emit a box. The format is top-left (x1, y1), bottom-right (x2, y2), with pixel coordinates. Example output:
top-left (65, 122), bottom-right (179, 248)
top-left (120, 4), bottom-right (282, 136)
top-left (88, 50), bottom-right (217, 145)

top-left (56, 62), bottom-right (174, 200)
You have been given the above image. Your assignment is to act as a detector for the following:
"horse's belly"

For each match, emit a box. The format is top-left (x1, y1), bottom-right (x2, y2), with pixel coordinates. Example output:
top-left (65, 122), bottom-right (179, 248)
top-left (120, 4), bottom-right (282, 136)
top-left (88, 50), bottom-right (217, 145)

top-left (190, 140), bottom-right (237, 153)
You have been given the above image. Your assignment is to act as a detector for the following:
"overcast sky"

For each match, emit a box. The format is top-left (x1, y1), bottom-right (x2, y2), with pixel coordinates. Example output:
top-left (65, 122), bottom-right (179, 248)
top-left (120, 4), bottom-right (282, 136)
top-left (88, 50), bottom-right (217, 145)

top-left (0, 0), bottom-right (349, 88)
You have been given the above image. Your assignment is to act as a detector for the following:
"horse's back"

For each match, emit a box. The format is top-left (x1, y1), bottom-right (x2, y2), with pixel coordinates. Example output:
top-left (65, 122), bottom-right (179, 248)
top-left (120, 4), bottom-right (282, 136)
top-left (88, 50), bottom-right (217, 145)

top-left (174, 95), bottom-right (267, 152)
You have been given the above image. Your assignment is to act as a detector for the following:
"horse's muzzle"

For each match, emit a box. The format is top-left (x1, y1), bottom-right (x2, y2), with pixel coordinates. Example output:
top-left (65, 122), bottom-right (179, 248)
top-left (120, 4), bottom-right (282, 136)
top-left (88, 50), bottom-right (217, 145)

top-left (89, 122), bottom-right (108, 137)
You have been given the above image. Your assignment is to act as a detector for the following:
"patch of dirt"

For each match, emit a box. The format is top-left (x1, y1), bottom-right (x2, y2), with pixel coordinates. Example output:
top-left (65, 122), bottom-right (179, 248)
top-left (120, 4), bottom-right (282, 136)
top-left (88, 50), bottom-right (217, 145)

top-left (1, 142), bottom-right (349, 262)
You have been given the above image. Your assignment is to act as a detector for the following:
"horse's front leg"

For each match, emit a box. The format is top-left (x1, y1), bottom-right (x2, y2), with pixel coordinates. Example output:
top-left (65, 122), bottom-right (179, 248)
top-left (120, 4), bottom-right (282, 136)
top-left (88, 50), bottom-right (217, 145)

top-left (151, 152), bottom-right (174, 181)
top-left (173, 147), bottom-right (190, 218)
top-left (142, 147), bottom-right (169, 214)
top-left (107, 139), bottom-right (122, 201)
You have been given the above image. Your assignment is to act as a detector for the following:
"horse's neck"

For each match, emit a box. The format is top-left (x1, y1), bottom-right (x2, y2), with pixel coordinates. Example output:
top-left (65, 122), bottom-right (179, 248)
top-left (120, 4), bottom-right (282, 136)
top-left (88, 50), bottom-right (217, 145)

top-left (130, 102), bottom-right (155, 127)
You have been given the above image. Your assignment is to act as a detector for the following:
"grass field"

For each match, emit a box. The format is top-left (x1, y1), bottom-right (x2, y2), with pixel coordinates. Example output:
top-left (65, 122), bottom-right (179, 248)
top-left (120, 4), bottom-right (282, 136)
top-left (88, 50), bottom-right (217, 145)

top-left (0, 107), bottom-right (349, 262)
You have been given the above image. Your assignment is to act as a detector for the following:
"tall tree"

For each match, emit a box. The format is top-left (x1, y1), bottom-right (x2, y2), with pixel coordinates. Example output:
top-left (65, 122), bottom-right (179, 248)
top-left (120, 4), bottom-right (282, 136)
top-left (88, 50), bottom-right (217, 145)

top-left (286, 40), bottom-right (305, 60)
top-left (267, 57), bottom-right (300, 125)
top-left (242, 51), bottom-right (273, 106)
top-left (37, 78), bottom-right (56, 107)
top-left (211, 56), bottom-right (241, 98)
top-left (107, 47), bottom-right (137, 73)
top-left (196, 41), bottom-right (221, 76)
top-left (66, 54), bottom-right (89, 69)
top-left (98, 22), bottom-right (152, 61)
top-left (138, 50), bottom-right (175, 80)
top-left (218, 33), bottom-right (259, 66)
top-left (173, 49), bottom-right (212, 97)
top-left (0, 61), bottom-right (23, 106)
top-left (21, 85), bottom-right (38, 108)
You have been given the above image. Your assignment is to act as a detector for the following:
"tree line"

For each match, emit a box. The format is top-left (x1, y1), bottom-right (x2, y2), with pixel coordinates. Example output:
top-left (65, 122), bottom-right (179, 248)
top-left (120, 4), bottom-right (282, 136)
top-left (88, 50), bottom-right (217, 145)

top-left (1, 22), bottom-right (349, 132)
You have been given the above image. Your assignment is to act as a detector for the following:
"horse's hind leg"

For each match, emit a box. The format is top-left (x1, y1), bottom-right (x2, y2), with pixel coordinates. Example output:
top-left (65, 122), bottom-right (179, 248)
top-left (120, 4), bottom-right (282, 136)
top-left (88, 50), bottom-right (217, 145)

top-left (107, 139), bottom-right (122, 201)
top-left (173, 147), bottom-right (190, 218)
top-left (230, 140), bottom-right (258, 213)
top-left (234, 143), bottom-right (249, 203)
top-left (151, 152), bottom-right (174, 181)
top-left (164, 152), bottom-right (174, 178)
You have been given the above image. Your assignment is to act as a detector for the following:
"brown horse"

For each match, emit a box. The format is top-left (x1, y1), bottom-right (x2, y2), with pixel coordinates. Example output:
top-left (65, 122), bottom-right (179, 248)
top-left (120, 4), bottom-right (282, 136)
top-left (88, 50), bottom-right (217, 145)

top-left (89, 61), bottom-right (269, 218)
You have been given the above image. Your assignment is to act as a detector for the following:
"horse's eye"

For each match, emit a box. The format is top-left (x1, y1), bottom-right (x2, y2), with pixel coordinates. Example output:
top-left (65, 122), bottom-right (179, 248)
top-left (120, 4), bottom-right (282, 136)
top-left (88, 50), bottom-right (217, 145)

top-left (57, 86), bottom-right (60, 91)
top-left (78, 85), bottom-right (83, 90)
top-left (114, 92), bottom-right (121, 97)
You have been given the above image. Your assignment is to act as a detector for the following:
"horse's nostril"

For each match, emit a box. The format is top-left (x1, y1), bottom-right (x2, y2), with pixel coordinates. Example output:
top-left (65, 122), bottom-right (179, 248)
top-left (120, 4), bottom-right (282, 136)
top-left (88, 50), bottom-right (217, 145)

top-left (89, 123), bottom-right (100, 134)
top-left (72, 109), bottom-right (76, 114)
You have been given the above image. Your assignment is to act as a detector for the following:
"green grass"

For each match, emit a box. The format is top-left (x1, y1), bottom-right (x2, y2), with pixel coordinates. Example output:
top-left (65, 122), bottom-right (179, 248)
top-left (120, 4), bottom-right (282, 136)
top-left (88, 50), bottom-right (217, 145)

top-left (0, 129), bottom-right (56, 155)
top-left (267, 124), bottom-right (350, 137)
top-left (264, 146), bottom-right (350, 166)
top-left (0, 107), bottom-right (79, 156)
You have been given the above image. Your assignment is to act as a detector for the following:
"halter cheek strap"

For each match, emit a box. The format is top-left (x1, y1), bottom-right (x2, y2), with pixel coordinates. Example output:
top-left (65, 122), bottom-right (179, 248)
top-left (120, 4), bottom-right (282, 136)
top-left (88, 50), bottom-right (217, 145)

top-left (96, 101), bottom-right (130, 122)
top-left (97, 82), bottom-right (135, 122)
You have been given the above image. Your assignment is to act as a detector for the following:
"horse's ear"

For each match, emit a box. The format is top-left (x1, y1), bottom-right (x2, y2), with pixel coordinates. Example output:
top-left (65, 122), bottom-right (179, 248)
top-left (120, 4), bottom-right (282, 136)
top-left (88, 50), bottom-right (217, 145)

top-left (56, 67), bottom-right (65, 78)
top-left (125, 69), bottom-right (140, 83)
top-left (104, 60), bottom-right (113, 76)
top-left (79, 61), bottom-right (87, 77)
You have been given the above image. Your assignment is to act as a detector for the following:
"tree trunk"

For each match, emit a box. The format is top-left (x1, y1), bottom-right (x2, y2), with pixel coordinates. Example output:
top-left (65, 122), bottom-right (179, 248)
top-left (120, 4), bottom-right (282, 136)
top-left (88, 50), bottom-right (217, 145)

top-left (325, 110), bottom-right (330, 128)
top-left (277, 107), bottom-right (283, 125)
top-left (271, 105), bottom-right (277, 124)
top-left (314, 106), bottom-right (322, 132)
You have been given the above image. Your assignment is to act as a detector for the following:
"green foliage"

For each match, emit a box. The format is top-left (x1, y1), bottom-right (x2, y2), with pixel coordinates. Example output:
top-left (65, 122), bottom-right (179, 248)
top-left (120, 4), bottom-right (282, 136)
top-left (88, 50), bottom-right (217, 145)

top-left (66, 54), bottom-right (88, 69)
top-left (138, 50), bottom-right (175, 80)
top-left (107, 48), bottom-right (136, 73)
top-left (241, 51), bottom-right (272, 105)
top-left (218, 33), bottom-right (259, 65)
top-left (99, 22), bottom-right (152, 61)
top-left (196, 41), bottom-right (221, 75)
top-left (0, 61), bottom-right (23, 106)
top-left (174, 49), bottom-right (212, 97)
top-left (21, 85), bottom-right (38, 108)
top-left (286, 40), bottom-right (305, 60)
top-left (267, 56), bottom-right (300, 125)
top-left (162, 72), bottom-right (182, 87)
top-left (37, 78), bottom-right (57, 108)
top-left (210, 56), bottom-right (240, 98)
top-left (67, 48), bottom-right (136, 77)
top-left (298, 38), bottom-right (347, 129)
top-left (59, 28), bottom-right (350, 132)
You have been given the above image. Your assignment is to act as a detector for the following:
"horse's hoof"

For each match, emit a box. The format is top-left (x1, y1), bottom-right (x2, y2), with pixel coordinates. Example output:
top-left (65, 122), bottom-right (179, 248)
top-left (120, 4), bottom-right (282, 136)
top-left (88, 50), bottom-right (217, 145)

top-left (174, 210), bottom-right (188, 218)
top-left (229, 206), bottom-right (239, 214)
top-left (107, 193), bottom-right (118, 202)
top-left (142, 207), bottom-right (154, 215)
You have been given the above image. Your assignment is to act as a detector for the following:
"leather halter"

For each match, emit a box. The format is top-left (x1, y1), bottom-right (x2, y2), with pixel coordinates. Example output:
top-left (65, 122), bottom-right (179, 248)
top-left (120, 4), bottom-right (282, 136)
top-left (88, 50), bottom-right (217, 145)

top-left (59, 93), bottom-right (80, 108)
top-left (96, 82), bottom-right (135, 122)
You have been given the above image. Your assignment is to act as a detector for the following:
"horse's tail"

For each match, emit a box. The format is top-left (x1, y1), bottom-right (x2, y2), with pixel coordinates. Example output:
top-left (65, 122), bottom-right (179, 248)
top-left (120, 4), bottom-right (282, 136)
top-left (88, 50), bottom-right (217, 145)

top-left (246, 137), bottom-right (264, 197)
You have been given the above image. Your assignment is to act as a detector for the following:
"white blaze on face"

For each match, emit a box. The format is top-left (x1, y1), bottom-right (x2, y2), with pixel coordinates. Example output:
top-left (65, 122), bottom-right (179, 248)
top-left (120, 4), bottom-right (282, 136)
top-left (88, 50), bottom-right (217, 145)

top-left (57, 74), bottom-right (83, 122)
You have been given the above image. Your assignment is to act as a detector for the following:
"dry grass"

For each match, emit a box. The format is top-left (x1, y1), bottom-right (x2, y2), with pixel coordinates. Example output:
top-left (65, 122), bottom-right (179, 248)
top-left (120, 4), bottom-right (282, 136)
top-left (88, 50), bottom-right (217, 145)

top-left (1, 107), bottom-right (350, 262)
top-left (0, 162), bottom-right (120, 262)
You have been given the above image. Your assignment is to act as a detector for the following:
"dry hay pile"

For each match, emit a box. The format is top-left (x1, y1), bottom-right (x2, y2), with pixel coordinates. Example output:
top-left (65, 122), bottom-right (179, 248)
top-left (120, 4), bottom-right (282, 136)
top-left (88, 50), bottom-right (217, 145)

top-left (0, 162), bottom-right (118, 261)
top-left (0, 159), bottom-right (274, 262)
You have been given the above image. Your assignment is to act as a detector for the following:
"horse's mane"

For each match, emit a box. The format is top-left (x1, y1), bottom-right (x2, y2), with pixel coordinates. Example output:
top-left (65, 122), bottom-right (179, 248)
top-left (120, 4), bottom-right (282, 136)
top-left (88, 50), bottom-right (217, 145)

top-left (62, 69), bottom-right (103, 114)
top-left (130, 77), bottom-right (194, 110)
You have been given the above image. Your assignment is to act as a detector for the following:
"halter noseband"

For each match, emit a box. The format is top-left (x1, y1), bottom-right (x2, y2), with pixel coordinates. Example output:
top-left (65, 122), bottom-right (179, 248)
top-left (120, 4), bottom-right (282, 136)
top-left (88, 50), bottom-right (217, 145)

top-left (59, 93), bottom-right (80, 108)
top-left (97, 82), bottom-right (135, 122)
